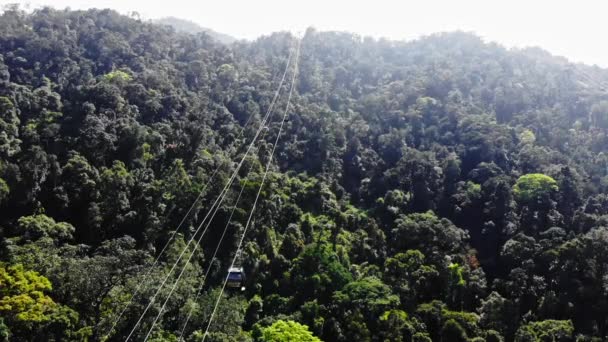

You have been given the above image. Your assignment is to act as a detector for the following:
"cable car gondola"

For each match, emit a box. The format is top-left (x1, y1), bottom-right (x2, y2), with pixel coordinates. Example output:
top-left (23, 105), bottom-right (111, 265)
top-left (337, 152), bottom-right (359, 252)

top-left (227, 267), bottom-right (246, 291)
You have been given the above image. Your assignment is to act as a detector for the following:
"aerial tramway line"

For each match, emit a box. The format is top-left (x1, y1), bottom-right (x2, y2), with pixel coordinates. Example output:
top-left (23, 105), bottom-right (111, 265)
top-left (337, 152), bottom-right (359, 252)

top-left (101, 35), bottom-right (301, 342)
top-left (200, 36), bottom-right (301, 341)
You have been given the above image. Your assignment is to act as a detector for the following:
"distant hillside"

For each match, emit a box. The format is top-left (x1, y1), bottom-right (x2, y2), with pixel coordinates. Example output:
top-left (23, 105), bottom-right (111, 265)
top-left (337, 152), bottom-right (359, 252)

top-left (154, 16), bottom-right (237, 44)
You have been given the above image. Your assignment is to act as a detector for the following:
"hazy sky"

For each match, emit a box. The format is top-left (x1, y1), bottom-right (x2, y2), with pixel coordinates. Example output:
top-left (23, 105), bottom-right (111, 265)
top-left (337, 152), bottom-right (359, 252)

top-left (5, 0), bottom-right (608, 67)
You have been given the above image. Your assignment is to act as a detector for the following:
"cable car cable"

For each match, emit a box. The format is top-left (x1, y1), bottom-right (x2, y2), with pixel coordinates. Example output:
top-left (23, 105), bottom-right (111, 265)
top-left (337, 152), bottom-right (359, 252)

top-left (142, 137), bottom-right (268, 342)
top-left (176, 124), bottom-right (272, 342)
top-left (102, 164), bottom-right (220, 340)
top-left (142, 39), bottom-right (295, 340)
top-left (103, 44), bottom-right (290, 342)
top-left (124, 42), bottom-right (295, 341)
top-left (201, 35), bottom-right (301, 342)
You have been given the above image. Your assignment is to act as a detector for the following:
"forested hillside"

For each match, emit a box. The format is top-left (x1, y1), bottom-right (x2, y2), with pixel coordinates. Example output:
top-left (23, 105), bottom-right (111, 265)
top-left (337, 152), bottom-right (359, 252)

top-left (2, 6), bottom-right (608, 342)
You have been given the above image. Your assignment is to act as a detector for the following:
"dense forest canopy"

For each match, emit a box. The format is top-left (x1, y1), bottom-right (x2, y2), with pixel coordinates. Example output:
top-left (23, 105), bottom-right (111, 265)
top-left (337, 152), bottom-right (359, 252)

top-left (2, 5), bottom-right (608, 342)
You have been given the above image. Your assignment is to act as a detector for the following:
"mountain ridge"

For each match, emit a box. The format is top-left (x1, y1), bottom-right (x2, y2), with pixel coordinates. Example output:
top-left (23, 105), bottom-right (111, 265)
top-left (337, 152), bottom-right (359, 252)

top-left (153, 16), bottom-right (238, 44)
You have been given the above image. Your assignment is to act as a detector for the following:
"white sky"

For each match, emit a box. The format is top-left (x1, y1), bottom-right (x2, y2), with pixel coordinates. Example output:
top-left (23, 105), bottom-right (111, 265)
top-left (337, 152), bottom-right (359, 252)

top-left (4, 0), bottom-right (608, 67)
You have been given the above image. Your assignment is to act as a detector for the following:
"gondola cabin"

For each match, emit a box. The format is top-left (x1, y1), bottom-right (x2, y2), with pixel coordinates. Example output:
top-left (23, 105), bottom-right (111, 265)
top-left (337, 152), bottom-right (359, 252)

top-left (227, 267), bottom-right (245, 291)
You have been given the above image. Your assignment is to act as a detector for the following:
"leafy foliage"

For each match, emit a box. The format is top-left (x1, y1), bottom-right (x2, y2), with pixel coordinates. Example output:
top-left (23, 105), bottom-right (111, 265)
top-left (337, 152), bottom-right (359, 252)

top-left (1, 5), bottom-right (608, 341)
top-left (0, 263), bottom-right (81, 340)
top-left (258, 320), bottom-right (321, 342)
top-left (0, 263), bottom-right (56, 323)
top-left (514, 320), bottom-right (574, 342)
top-left (513, 174), bottom-right (559, 205)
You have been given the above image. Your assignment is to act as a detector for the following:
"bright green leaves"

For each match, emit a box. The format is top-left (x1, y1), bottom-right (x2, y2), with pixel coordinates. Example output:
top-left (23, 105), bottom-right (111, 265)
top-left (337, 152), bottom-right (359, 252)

top-left (513, 173), bottom-right (558, 205)
top-left (141, 142), bottom-right (154, 164)
top-left (464, 181), bottom-right (481, 200)
top-left (0, 264), bottom-right (55, 323)
top-left (518, 129), bottom-right (536, 145)
top-left (259, 320), bottom-right (321, 342)
top-left (0, 263), bottom-right (82, 341)
top-left (512, 173), bottom-right (561, 232)
top-left (380, 309), bottom-right (408, 322)
top-left (448, 262), bottom-right (466, 287)
top-left (103, 70), bottom-right (132, 83)
top-left (513, 173), bottom-right (561, 233)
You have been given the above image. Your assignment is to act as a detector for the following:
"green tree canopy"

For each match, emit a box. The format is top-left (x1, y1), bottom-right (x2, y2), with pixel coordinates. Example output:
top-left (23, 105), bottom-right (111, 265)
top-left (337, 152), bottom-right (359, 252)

top-left (513, 173), bottom-right (558, 205)
top-left (290, 242), bottom-right (352, 303)
top-left (0, 263), bottom-right (56, 323)
top-left (0, 263), bottom-right (79, 339)
top-left (17, 214), bottom-right (75, 243)
top-left (514, 320), bottom-right (574, 342)
top-left (390, 211), bottom-right (468, 264)
top-left (333, 276), bottom-right (400, 317)
top-left (259, 320), bottom-right (321, 342)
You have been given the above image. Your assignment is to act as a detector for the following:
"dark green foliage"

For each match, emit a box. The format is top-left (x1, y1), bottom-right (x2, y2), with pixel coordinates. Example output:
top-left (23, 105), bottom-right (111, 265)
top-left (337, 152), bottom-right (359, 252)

top-left (1, 5), bottom-right (608, 341)
top-left (332, 276), bottom-right (400, 332)
top-left (290, 243), bottom-right (352, 303)
top-left (383, 250), bottom-right (440, 309)
top-left (441, 319), bottom-right (468, 342)
top-left (390, 211), bottom-right (468, 265)
top-left (0, 178), bottom-right (8, 204)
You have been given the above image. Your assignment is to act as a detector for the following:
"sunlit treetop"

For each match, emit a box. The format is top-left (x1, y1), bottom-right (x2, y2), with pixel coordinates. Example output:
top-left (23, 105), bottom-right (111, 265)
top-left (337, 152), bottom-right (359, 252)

top-left (260, 320), bottom-right (322, 342)
top-left (513, 173), bottom-right (558, 204)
